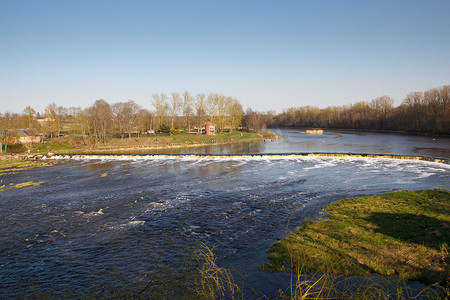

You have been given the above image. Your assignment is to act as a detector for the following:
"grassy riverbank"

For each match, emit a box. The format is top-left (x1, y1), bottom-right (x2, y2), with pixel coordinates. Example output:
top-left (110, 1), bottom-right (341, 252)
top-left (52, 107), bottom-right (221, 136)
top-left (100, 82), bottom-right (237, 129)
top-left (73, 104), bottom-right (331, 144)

top-left (3, 130), bottom-right (276, 155)
top-left (263, 189), bottom-right (450, 289)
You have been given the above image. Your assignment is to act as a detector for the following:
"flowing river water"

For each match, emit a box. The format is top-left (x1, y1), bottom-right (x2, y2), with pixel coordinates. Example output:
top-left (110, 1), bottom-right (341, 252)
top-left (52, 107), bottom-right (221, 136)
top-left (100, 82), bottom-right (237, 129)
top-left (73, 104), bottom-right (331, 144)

top-left (0, 129), bottom-right (449, 297)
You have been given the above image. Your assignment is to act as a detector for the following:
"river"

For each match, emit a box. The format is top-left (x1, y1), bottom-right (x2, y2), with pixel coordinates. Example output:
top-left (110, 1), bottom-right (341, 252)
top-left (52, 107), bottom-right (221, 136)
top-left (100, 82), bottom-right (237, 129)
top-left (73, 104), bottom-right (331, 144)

top-left (0, 129), bottom-right (449, 298)
top-left (139, 128), bottom-right (450, 158)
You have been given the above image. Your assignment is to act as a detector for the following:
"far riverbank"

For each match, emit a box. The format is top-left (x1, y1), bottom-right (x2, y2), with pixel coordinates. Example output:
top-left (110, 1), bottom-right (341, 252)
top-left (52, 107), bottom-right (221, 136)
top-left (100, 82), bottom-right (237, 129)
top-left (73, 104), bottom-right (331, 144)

top-left (1, 130), bottom-right (278, 158)
top-left (265, 128), bottom-right (450, 159)
top-left (3, 128), bottom-right (450, 160)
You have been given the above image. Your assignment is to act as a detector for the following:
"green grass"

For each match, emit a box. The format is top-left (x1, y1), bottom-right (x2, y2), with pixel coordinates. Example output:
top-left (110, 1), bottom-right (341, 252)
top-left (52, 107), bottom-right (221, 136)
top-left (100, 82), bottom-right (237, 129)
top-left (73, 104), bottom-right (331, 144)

top-left (0, 180), bottom-right (44, 191)
top-left (3, 130), bottom-right (277, 154)
top-left (50, 130), bottom-right (272, 153)
top-left (0, 159), bottom-right (60, 176)
top-left (113, 130), bottom-right (266, 146)
top-left (34, 142), bottom-right (77, 153)
top-left (0, 159), bottom-right (61, 191)
top-left (262, 189), bottom-right (450, 287)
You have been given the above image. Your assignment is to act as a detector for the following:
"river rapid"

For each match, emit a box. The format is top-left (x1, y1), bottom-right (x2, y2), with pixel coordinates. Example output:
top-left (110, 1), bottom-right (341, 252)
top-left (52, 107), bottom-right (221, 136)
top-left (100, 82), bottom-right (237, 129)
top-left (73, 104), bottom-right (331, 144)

top-left (0, 129), bottom-right (449, 297)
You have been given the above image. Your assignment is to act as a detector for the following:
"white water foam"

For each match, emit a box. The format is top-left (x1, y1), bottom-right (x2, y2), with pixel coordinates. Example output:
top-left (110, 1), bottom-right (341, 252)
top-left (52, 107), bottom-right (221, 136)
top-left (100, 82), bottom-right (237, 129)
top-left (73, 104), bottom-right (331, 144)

top-left (47, 153), bottom-right (449, 166)
top-left (303, 158), bottom-right (340, 171)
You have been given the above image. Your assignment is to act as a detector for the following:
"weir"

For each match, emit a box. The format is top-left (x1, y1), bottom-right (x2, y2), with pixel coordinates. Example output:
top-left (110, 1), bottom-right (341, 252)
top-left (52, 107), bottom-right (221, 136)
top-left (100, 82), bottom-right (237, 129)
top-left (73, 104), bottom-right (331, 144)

top-left (44, 152), bottom-right (449, 164)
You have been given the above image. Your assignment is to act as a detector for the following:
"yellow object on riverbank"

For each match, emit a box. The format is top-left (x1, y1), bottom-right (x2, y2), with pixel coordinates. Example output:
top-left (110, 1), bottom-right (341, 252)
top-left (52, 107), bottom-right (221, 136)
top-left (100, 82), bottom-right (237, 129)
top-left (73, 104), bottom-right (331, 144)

top-left (305, 129), bottom-right (324, 134)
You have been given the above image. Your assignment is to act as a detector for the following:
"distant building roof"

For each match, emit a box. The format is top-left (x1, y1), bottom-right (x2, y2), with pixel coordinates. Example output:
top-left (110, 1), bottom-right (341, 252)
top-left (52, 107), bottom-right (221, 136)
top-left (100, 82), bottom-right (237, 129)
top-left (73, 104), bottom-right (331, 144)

top-left (18, 128), bottom-right (40, 137)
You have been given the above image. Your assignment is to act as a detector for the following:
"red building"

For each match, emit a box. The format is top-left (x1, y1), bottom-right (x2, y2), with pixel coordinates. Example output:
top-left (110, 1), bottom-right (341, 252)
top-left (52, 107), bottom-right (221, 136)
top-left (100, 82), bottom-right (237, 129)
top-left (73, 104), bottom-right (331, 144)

top-left (205, 122), bottom-right (216, 135)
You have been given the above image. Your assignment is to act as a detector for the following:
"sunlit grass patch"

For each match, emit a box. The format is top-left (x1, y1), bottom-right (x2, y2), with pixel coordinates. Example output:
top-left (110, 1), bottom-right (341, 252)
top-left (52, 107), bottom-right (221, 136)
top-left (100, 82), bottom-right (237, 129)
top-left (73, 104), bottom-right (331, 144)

top-left (0, 180), bottom-right (44, 191)
top-left (263, 189), bottom-right (450, 289)
top-left (34, 139), bottom-right (83, 153)
top-left (0, 159), bottom-right (61, 176)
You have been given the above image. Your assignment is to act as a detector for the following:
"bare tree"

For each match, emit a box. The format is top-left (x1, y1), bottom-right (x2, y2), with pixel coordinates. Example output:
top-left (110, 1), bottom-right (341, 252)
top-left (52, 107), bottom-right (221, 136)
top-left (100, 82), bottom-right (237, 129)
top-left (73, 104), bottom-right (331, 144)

top-left (350, 101), bottom-right (371, 129)
top-left (182, 91), bottom-right (193, 130)
top-left (135, 109), bottom-right (154, 135)
top-left (228, 97), bottom-right (243, 132)
top-left (370, 96), bottom-right (394, 129)
top-left (437, 85), bottom-right (450, 133)
top-left (21, 106), bottom-right (38, 129)
top-left (112, 103), bottom-right (126, 139)
top-left (243, 108), bottom-right (265, 131)
top-left (113, 100), bottom-right (141, 140)
top-left (0, 113), bottom-right (8, 153)
top-left (215, 94), bottom-right (226, 132)
top-left (152, 93), bottom-right (168, 128)
top-left (402, 92), bottom-right (424, 132)
top-left (205, 93), bottom-right (218, 124)
top-left (42, 104), bottom-right (60, 138)
top-left (73, 108), bottom-right (90, 145)
top-left (194, 93), bottom-right (206, 134)
top-left (53, 103), bottom-right (67, 137)
top-left (0, 114), bottom-right (19, 153)
top-left (86, 99), bottom-right (113, 144)
top-left (170, 92), bottom-right (181, 130)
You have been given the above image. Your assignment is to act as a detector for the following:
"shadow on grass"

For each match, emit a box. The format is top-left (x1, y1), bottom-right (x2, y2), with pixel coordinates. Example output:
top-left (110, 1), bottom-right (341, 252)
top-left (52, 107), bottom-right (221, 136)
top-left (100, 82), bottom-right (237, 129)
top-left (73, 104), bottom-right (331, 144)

top-left (366, 212), bottom-right (449, 285)
top-left (366, 212), bottom-right (449, 251)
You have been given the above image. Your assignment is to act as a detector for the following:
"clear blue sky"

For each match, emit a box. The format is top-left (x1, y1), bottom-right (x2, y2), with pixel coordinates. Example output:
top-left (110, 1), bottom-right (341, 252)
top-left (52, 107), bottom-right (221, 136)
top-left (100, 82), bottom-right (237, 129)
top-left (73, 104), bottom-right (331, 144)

top-left (1, 0), bottom-right (449, 114)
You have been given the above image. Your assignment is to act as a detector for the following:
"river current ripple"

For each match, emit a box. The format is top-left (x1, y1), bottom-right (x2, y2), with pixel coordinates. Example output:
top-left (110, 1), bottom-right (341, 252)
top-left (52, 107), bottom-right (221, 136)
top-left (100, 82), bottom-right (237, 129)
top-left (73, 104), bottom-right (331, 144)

top-left (1, 154), bottom-right (449, 297)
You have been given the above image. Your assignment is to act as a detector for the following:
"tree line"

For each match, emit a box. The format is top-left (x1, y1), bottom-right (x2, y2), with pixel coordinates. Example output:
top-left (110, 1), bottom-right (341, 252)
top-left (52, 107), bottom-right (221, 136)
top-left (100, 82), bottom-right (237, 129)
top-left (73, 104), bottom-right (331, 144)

top-left (1, 85), bottom-right (448, 151)
top-left (267, 85), bottom-right (449, 134)
top-left (0, 92), bottom-right (244, 147)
